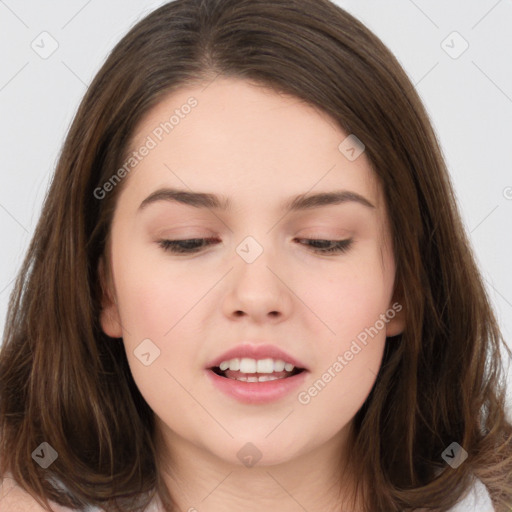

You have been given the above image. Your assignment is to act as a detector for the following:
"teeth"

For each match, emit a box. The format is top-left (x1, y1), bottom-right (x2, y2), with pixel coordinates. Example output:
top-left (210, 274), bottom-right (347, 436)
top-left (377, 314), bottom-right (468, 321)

top-left (273, 359), bottom-right (285, 372)
top-left (239, 358), bottom-right (257, 373)
top-left (257, 375), bottom-right (278, 382)
top-left (230, 374), bottom-right (282, 382)
top-left (216, 357), bottom-right (297, 374)
top-left (256, 358), bottom-right (274, 373)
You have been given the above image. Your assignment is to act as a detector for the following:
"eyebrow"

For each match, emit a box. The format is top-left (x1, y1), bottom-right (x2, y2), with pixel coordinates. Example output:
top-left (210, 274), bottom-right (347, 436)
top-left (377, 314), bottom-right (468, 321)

top-left (137, 187), bottom-right (375, 213)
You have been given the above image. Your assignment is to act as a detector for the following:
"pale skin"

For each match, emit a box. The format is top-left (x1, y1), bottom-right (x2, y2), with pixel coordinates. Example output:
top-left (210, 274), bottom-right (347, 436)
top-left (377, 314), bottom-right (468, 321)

top-left (0, 77), bottom-right (406, 511)
top-left (96, 77), bottom-right (406, 512)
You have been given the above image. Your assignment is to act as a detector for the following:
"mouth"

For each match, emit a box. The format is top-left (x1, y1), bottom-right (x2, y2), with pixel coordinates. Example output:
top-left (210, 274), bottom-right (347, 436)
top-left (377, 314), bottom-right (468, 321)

top-left (209, 358), bottom-right (306, 382)
top-left (205, 344), bottom-right (309, 403)
top-left (206, 359), bottom-right (308, 404)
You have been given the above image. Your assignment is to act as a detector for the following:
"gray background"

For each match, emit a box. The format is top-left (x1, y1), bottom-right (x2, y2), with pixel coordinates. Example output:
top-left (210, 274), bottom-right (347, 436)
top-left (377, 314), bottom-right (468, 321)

top-left (1, 0), bottom-right (511, 416)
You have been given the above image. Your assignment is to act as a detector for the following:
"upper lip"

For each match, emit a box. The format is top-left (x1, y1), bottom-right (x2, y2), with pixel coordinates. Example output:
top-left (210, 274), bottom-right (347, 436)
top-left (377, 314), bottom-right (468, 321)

top-left (206, 343), bottom-right (308, 370)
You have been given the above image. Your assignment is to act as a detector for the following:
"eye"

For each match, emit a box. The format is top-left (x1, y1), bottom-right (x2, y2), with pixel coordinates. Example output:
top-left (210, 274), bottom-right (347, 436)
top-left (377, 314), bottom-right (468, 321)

top-left (295, 238), bottom-right (353, 255)
top-left (157, 237), bottom-right (353, 255)
top-left (158, 237), bottom-right (219, 254)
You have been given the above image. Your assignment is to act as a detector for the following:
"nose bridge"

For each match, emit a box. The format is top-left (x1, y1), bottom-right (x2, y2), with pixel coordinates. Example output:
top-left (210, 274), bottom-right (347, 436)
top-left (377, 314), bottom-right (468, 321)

top-left (228, 196), bottom-right (276, 257)
top-left (233, 233), bottom-right (279, 288)
top-left (235, 233), bottom-right (269, 265)
top-left (224, 232), bottom-right (290, 320)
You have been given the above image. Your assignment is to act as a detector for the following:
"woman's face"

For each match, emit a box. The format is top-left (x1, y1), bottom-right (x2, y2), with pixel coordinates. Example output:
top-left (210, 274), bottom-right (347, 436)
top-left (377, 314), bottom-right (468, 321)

top-left (99, 77), bottom-right (405, 468)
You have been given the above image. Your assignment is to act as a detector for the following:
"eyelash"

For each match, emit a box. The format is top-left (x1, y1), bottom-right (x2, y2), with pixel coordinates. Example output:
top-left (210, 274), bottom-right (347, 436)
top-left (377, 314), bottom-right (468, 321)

top-left (157, 237), bottom-right (353, 255)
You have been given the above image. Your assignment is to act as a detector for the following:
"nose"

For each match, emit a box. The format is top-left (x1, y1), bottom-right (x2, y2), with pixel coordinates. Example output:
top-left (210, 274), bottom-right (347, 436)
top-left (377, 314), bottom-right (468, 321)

top-left (221, 247), bottom-right (293, 324)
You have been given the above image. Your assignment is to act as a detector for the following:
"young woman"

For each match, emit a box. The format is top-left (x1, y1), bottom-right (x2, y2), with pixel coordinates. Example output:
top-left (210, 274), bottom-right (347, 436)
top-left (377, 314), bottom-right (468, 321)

top-left (1, 0), bottom-right (511, 510)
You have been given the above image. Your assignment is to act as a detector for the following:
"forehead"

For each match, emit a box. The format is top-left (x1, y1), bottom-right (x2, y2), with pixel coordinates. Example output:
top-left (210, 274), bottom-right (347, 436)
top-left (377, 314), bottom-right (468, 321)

top-left (122, 76), bottom-right (383, 212)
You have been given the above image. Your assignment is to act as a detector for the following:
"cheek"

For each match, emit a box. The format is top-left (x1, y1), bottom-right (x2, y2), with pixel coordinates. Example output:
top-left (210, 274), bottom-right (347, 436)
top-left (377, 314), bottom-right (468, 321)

top-left (293, 249), bottom-right (392, 427)
top-left (305, 271), bottom-right (388, 381)
top-left (110, 250), bottom-right (203, 414)
top-left (112, 245), bottom-right (204, 340)
top-left (300, 250), bottom-right (392, 341)
top-left (296, 340), bottom-right (384, 445)
top-left (110, 247), bottom-right (207, 399)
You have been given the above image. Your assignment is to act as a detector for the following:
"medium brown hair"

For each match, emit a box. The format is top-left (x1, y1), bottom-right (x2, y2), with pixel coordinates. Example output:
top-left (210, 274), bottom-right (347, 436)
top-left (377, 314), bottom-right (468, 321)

top-left (1, 0), bottom-right (511, 510)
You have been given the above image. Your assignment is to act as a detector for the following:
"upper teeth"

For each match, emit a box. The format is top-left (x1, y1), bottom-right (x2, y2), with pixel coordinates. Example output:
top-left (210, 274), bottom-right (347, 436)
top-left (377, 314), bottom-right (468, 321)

top-left (218, 358), bottom-right (295, 373)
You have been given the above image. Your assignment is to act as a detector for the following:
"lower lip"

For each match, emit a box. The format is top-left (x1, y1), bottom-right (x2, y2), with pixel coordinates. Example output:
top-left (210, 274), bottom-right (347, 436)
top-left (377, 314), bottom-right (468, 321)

top-left (205, 369), bottom-right (308, 404)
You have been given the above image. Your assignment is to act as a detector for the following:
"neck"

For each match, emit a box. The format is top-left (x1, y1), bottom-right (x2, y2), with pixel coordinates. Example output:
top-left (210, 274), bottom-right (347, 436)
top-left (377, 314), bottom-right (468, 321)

top-left (154, 419), bottom-right (363, 512)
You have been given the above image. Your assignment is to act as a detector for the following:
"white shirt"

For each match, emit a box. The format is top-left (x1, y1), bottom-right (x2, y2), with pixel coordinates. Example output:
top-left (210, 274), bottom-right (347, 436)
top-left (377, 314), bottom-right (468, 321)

top-left (0, 475), bottom-right (495, 511)
top-left (446, 476), bottom-right (495, 511)
top-left (48, 478), bottom-right (497, 511)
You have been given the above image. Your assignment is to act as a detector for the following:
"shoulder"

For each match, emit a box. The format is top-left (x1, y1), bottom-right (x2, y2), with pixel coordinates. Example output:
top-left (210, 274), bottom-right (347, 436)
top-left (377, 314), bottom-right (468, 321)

top-left (0, 477), bottom-right (45, 511)
top-left (0, 476), bottom-right (69, 512)
top-left (1, 476), bottom-right (155, 512)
